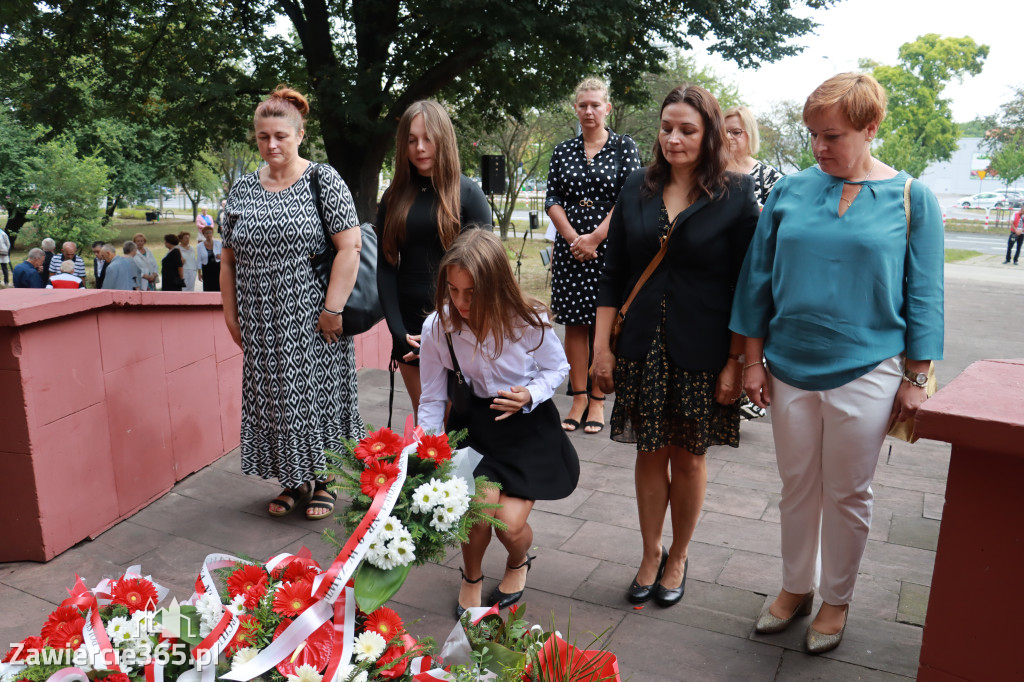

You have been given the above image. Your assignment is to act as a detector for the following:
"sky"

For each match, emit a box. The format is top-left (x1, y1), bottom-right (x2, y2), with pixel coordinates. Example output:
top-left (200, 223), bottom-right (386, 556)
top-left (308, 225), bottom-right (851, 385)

top-left (692, 0), bottom-right (1020, 123)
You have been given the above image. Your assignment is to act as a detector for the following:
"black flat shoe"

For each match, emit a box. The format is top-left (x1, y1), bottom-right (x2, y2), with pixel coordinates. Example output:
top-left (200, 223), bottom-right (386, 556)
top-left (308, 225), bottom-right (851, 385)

top-left (627, 547), bottom-right (669, 604)
top-left (654, 557), bottom-right (688, 607)
top-left (487, 555), bottom-right (535, 609)
top-left (455, 567), bottom-right (484, 619)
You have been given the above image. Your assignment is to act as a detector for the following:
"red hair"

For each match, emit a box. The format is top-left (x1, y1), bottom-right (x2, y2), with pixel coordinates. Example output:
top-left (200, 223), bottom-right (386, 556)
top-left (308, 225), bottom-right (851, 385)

top-left (254, 85), bottom-right (309, 132)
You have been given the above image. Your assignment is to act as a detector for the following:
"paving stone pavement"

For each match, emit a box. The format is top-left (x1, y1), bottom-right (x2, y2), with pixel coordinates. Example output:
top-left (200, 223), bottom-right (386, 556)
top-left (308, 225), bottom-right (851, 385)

top-left (0, 367), bottom-right (951, 681)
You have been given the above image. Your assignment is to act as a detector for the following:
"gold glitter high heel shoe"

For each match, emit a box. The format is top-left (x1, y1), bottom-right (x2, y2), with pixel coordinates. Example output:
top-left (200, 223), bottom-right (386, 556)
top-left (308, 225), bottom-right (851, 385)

top-left (754, 590), bottom-right (814, 634)
top-left (806, 604), bottom-right (849, 655)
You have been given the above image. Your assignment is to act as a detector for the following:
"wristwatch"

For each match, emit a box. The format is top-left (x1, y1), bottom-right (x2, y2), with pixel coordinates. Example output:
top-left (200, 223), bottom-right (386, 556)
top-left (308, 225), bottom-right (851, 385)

top-left (902, 369), bottom-right (928, 388)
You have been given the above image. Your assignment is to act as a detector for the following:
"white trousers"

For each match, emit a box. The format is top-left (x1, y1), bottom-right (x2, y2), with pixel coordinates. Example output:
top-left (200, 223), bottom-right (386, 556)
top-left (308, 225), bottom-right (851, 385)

top-left (184, 268), bottom-right (198, 291)
top-left (769, 355), bottom-right (902, 605)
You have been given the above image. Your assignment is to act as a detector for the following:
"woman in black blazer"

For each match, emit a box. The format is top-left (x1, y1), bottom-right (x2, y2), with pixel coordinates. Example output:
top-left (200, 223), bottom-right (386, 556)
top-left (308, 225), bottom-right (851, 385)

top-left (593, 85), bottom-right (759, 607)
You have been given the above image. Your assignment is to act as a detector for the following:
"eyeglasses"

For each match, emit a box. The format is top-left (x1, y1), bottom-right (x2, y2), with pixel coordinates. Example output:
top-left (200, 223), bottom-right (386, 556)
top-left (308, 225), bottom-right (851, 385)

top-left (725, 129), bottom-right (746, 137)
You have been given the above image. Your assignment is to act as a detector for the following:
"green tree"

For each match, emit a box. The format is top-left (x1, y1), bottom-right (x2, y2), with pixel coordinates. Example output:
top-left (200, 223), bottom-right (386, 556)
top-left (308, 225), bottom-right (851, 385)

top-left (24, 139), bottom-right (111, 248)
top-left (2, 1), bottom-right (838, 221)
top-left (0, 110), bottom-right (44, 247)
top-left (610, 51), bottom-right (741, 163)
top-left (758, 100), bottom-right (816, 173)
top-left (868, 34), bottom-right (989, 177)
top-left (174, 153), bottom-right (223, 220)
top-left (959, 115), bottom-right (998, 138)
top-left (989, 133), bottom-right (1024, 190)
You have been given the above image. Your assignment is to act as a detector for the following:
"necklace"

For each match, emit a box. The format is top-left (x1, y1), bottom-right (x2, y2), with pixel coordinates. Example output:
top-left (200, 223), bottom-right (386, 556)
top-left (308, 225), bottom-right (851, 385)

top-left (863, 159), bottom-right (875, 181)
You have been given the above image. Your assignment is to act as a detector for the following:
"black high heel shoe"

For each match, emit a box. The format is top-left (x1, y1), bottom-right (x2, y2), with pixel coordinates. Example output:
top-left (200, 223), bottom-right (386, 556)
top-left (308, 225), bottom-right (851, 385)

top-left (487, 555), bottom-right (536, 609)
top-left (455, 567), bottom-right (484, 619)
top-left (654, 557), bottom-right (688, 607)
top-left (627, 547), bottom-right (669, 604)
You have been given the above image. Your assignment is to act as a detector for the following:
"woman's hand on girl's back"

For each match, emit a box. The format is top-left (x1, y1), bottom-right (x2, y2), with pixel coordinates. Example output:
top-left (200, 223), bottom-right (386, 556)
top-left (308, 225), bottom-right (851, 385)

top-left (491, 386), bottom-right (532, 420)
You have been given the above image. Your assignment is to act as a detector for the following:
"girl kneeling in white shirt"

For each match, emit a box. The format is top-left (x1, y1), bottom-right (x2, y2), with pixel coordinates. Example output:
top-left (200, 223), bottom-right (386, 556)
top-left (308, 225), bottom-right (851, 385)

top-left (419, 229), bottom-right (579, 618)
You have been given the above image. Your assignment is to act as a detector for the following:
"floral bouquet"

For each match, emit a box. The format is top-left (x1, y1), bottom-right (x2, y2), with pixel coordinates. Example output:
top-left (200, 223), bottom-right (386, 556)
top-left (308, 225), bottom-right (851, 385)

top-left (322, 427), bottom-right (504, 614)
top-left (418, 604), bottom-right (620, 682)
top-left (0, 567), bottom-right (184, 682)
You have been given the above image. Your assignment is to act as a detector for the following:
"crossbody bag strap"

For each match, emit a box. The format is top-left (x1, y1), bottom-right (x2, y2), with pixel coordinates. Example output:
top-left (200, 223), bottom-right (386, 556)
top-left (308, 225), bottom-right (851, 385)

top-left (616, 225), bottom-right (674, 325)
top-left (445, 332), bottom-right (465, 385)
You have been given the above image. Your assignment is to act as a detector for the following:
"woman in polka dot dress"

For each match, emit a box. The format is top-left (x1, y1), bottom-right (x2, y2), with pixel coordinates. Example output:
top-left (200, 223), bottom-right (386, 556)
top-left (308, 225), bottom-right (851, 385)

top-left (545, 77), bottom-right (641, 433)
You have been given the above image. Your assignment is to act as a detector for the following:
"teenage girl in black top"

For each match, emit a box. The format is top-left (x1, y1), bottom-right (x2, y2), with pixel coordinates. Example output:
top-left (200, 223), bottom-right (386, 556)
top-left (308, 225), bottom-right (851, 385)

top-left (375, 100), bottom-right (491, 420)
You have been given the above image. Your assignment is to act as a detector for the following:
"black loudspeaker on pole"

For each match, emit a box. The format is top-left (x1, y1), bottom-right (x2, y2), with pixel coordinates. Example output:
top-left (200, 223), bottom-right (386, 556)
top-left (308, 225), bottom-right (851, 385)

top-left (481, 155), bottom-right (506, 195)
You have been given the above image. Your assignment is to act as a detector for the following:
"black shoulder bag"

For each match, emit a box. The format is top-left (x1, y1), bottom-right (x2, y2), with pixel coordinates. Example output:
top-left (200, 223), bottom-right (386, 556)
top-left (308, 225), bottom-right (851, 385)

top-left (309, 164), bottom-right (385, 336)
top-left (445, 332), bottom-right (474, 416)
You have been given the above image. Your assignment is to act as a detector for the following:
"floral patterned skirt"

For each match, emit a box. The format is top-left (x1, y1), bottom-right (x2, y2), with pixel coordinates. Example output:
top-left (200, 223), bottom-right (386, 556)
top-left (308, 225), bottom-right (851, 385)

top-left (610, 300), bottom-right (740, 455)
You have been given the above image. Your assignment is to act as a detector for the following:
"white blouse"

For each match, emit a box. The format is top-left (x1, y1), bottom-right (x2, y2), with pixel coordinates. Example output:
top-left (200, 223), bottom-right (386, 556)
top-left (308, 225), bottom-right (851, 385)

top-left (197, 239), bottom-right (222, 266)
top-left (418, 309), bottom-right (569, 434)
top-left (179, 245), bottom-right (199, 271)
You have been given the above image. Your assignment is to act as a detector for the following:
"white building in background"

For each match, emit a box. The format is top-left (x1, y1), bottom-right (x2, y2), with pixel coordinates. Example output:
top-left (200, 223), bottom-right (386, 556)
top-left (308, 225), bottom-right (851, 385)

top-left (918, 137), bottom-right (1022, 196)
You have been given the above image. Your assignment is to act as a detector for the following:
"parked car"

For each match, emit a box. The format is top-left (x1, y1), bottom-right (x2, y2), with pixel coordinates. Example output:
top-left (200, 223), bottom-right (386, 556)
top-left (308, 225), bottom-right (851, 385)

top-left (957, 192), bottom-right (1003, 209)
top-left (994, 191), bottom-right (1023, 209)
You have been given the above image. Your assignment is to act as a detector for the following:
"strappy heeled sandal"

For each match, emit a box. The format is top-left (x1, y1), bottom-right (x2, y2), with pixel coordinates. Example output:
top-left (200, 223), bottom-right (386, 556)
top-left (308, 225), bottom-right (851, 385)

top-left (487, 555), bottom-right (536, 609)
top-left (562, 390), bottom-right (589, 431)
top-left (584, 392), bottom-right (606, 434)
top-left (455, 568), bottom-right (485, 619)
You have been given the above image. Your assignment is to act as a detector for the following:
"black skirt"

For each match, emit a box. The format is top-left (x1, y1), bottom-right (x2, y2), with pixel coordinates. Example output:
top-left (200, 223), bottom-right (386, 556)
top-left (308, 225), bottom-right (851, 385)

top-left (448, 394), bottom-right (579, 501)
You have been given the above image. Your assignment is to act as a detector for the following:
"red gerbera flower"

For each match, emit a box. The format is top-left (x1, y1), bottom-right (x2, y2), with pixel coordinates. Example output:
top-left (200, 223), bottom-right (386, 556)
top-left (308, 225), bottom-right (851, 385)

top-left (274, 556), bottom-right (321, 584)
top-left (2, 636), bottom-right (46, 663)
top-left (416, 434), bottom-right (452, 466)
top-left (224, 615), bottom-right (259, 656)
top-left (227, 565), bottom-right (269, 609)
top-left (273, 620), bottom-right (333, 677)
top-left (110, 577), bottom-right (160, 613)
top-left (375, 637), bottom-right (416, 679)
top-left (272, 581), bottom-right (316, 618)
top-left (354, 428), bottom-right (404, 462)
top-left (360, 459), bottom-right (401, 497)
top-left (104, 675), bottom-right (131, 682)
top-left (47, 615), bottom-right (86, 650)
top-left (364, 606), bottom-right (404, 642)
top-left (40, 606), bottom-right (84, 641)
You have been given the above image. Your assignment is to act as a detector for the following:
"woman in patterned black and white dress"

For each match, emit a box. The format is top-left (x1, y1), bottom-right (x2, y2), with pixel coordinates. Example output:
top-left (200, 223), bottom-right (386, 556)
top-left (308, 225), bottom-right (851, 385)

top-left (221, 86), bottom-right (365, 520)
top-left (723, 106), bottom-right (782, 207)
top-left (545, 77), bottom-right (641, 434)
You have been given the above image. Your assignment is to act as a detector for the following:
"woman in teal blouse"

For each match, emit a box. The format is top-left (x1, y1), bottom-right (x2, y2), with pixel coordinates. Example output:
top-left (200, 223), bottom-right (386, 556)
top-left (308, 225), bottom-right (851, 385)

top-left (730, 73), bottom-right (943, 654)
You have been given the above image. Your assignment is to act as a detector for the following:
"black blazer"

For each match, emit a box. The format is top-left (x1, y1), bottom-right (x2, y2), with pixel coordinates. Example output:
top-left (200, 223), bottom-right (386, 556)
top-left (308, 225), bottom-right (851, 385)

top-left (597, 168), bottom-right (759, 371)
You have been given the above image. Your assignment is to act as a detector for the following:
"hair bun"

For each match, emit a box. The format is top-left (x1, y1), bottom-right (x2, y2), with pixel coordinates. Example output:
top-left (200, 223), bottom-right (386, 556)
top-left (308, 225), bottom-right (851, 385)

top-left (270, 85), bottom-right (310, 117)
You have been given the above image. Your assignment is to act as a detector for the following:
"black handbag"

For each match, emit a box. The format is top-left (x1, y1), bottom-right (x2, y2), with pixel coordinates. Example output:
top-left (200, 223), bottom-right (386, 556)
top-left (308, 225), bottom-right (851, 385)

top-left (309, 164), bottom-right (385, 335)
top-left (445, 332), bottom-right (473, 416)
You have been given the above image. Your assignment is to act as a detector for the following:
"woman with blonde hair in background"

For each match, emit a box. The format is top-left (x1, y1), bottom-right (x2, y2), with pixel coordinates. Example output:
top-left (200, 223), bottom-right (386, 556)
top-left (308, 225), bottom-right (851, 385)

top-left (723, 105), bottom-right (782, 207)
top-left (546, 77), bottom-right (641, 434)
top-left (375, 99), bottom-right (490, 421)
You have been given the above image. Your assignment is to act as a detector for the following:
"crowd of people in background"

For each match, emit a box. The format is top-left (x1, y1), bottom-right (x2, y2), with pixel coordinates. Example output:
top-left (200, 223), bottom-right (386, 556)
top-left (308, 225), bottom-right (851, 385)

top-left (2, 223), bottom-right (223, 292)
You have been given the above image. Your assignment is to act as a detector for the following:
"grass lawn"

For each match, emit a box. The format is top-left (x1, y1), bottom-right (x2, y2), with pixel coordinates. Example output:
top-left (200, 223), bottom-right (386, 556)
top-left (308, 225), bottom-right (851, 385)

top-left (944, 248), bottom-right (983, 263)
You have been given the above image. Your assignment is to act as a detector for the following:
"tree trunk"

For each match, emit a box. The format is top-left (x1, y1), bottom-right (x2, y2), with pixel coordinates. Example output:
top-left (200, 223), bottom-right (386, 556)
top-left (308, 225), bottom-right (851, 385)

top-left (2, 207), bottom-right (30, 248)
top-left (325, 131), bottom-right (391, 223)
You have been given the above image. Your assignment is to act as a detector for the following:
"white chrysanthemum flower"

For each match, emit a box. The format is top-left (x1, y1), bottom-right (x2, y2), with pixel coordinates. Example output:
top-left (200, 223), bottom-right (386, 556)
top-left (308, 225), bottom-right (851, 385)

top-left (446, 476), bottom-right (469, 497)
top-left (194, 591), bottom-right (224, 637)
top-left (286, 663), bottom-right (324, 682)
top-left (353, 631), bottom-right (386, 662)
top-left (387, 539), bottom-right (416, 566)
top-left (106, 615), bottom-right (133, 643)
top-left (379, 516), bottom-right (401, 534)
top-left (410, 481), bottom-right (438, 514)
top-left (368, 550), bottom-right (397, 571)
top-left (226, 594), bottom-right (246, 616)
top-left (231, 647), bottom-right (260, 670)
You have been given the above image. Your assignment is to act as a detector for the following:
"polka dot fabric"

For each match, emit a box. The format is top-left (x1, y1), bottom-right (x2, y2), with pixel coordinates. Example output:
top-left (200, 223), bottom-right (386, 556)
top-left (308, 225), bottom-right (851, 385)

top-left (544, 131), bottom-right (641, 325)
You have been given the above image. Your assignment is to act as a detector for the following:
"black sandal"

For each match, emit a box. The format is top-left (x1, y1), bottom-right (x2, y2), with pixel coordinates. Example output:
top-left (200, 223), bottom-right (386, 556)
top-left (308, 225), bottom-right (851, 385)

top-left (268, 483), bottom-right (312, 517)
top-left (562, 390), bottom-right (589, 431)
top-left (584, 393), bottom-right (606, 434)
top-left (305, 479), bottom-right (337, 520)
top-left (455, 567), bottom-right (485, 619)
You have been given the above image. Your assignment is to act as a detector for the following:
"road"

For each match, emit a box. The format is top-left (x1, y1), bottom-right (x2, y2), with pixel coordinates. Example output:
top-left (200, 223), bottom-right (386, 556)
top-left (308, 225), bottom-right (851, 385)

top-left (944, 231), bottom-right (1010, 255)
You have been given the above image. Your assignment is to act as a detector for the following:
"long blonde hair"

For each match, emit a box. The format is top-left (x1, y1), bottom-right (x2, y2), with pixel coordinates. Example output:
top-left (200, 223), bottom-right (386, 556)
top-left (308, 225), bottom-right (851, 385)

top-left (381, 100), bottom-right (462, 266)
top-left (433, 230), bottom-right (548, 357)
